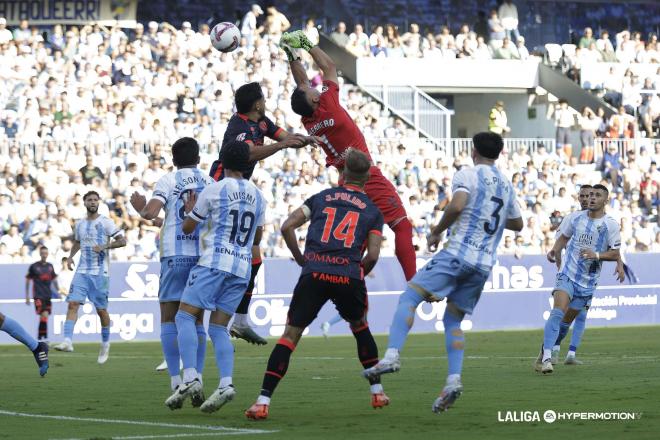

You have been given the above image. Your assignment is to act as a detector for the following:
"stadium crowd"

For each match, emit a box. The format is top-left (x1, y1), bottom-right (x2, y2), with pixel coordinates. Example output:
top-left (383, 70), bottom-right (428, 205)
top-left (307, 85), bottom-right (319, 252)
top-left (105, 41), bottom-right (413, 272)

top-left (0, 15), bottom-right (659, 265)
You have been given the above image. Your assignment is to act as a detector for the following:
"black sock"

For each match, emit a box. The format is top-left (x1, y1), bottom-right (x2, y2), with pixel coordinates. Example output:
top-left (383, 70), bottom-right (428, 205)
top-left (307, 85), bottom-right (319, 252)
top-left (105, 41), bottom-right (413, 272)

top-left (38, 318), bottom-right (48, 340)
top-left (352, 324), bottom-right (381, 385)
top-left (236, 261), bottom-right (261, 314)
top-left (260, 338), bottom-right (295, 398)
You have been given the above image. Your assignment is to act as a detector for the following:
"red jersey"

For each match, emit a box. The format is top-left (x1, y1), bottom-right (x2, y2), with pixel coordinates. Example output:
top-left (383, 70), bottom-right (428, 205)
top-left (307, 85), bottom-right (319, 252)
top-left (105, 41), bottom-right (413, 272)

top-left (302, 80), bottom-right (372, 168)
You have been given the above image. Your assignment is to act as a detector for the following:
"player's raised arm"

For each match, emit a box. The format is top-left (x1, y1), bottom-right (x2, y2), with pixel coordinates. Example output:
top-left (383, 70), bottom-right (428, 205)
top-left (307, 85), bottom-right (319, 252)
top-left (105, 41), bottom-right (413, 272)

top-left (281, 207), bottom-right (309, 267)
top-left (281, 30), bottom-right (338, 84)
top-left (130, 191), bottom-right (164, 220)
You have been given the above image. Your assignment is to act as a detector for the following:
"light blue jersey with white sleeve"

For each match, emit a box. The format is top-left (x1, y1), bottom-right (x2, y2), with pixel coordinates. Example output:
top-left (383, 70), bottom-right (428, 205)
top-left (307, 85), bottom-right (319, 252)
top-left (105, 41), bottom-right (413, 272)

top-left (188, 177), bottom-right (266, 279)
top-left (74, 215), bottom-right (123, 276)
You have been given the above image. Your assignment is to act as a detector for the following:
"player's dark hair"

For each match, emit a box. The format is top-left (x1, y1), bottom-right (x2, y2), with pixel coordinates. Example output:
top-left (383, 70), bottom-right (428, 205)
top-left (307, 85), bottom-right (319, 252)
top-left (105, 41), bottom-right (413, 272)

top-left (83, 191), bottom-right (100, 201)
top-left (221, 140), bottom-right (251, 172)
top-left (39, 246), bottom-right (48, 251)
top-left (473, 132), bottom-right (503, 159)
top-left (592, 184), bottom-right (609, 195)
top-left (343, 149), bottom-right (371, 185)
top-left (171, 137), bottom-right (200, 167)
top-left (579, 184), bottom-right (593, 191)
top-left (235, 82), bottom-right (263, 114)
top-left (290, 88), bottom-right (315, 117)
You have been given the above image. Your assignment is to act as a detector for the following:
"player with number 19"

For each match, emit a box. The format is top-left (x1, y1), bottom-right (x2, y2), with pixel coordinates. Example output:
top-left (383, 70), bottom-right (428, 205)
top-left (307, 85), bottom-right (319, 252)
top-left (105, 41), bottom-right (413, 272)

top-left (166, 140), bottom-right (266, 413)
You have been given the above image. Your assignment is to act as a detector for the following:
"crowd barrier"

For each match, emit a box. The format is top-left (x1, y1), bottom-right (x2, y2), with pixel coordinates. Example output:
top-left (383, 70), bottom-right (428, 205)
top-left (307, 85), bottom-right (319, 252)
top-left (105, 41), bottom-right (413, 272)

top-left (1, 254), bottom-right (658, 344)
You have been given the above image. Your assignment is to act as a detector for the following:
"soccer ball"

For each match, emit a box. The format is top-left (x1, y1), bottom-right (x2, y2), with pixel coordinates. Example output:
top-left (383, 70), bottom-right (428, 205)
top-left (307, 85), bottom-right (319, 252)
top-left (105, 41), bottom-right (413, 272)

top-left (210, 22), bottom-right (240, 52)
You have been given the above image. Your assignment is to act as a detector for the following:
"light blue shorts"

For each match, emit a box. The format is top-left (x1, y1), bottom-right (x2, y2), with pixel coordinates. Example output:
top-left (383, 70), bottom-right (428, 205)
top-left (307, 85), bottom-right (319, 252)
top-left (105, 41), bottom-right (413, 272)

top-left (409, 250), bottom-right (490, 314)
top-left (68, 273), bottom-right (109, 310)
top-left (553, 273), bottom-right (594, 310)
top-left (159, 256), bottom-right (199, 303)
top-left (181, 265), bottom-right (248, 314)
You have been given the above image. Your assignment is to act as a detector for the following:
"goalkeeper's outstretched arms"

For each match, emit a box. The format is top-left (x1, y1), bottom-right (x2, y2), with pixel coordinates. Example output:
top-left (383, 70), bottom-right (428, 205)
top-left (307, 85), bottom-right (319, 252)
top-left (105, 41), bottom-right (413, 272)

top-left (281, 30), bottom-right (338, 86)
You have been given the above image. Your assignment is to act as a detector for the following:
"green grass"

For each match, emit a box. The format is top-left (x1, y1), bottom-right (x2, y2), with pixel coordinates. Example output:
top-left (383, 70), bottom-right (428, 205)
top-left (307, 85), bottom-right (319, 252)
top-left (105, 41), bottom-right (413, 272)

top-left (1, 327), bottom-right (659, 440)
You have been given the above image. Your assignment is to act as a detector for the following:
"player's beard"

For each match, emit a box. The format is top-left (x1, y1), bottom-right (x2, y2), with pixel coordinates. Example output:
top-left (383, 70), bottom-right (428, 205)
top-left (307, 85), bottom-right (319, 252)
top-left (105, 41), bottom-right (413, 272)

top-left (86, 206), bottom-right (98, 214)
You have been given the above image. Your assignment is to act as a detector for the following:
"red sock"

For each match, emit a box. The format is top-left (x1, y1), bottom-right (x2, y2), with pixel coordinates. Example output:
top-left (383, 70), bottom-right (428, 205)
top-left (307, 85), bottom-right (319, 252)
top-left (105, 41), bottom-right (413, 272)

top-left (392, 218), bottom-right (416, 281)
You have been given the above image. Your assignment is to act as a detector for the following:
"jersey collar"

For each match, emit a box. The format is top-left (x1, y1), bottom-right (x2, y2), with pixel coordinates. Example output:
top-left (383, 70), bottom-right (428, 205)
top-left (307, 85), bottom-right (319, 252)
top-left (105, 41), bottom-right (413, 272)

top-left (343, 184), bottom-right (365, 193)
top-left (237, 112), bottom-right (250, 121)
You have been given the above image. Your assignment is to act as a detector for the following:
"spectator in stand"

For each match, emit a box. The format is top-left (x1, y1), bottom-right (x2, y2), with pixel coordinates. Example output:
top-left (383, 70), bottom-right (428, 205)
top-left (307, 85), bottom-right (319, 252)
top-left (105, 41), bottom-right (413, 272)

top-left (498, 0), bottom-right (520, 43)
top-left (79, 156), bottom-right (104, 185)
top-left (347, 24), bottom-right (370, 57)
top-left (554, 99), bottom-right (575, 158)
top-left (241, 4), bottom-right (264, 49)
top-left (13, 20), bottom-right (30, 43)
top-left (0, 17), bottom-right (12, 44)
top-left (455, 24), bottom-right (471, 50)
top-left (609, 106), bottom-right (636, 139)
top-left (264, 5), bottom-right (290, 42)
top-left (516, 37), bottom-right (529, 60)
top-left (578, 107), bottom-right (598, 164)
top-left (639, 78), bottom-right (660, 138)
top-left (600, 143), bottom-right (623, 187)
top-left (402, 23), bottom-right (422, 57)
top-left (488, 10), bottom-right (505, 46)
top-left (578, 27), bottom-right (595, 49)
top-left (489, 101), bottom-right (511, 136)
top-left (330, 22), bottom-right (349, 47)
top-left (303, 18), bottom-right (319, 46)
top-left (493, 37), bottom-right (519, 59)
top-left (370, 25), bottom-right (386, 54)
top-left (621, 75), bottom-right (642, 115)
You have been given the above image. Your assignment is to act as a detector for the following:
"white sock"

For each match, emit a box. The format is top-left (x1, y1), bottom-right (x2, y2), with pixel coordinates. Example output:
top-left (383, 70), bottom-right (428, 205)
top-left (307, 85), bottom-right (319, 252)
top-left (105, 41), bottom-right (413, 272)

top-left (64, 337), bottom-right (72, 345)
top-left (183, 368), bottom-right (198, 383)
top-left (171, 375), bottom-right (182, 391)
top-left (567, 350), bottom-right (576, 357)
top-left (233, 314), bottom-right (247, 326)
top-left (256, 395), bottom-right (271, 405)
top-left (384, 348), bottom-right (399, 360)
top-left (543, 348), bottom-right (551, 361)
top-left (553, 345), bottom-right (560, 351)
top-left (370, 383), bottom-right (384, 394)
top-left (219, 376), bottom-right (232, 388)
top-left (446, 374), bottom-right (461, 385)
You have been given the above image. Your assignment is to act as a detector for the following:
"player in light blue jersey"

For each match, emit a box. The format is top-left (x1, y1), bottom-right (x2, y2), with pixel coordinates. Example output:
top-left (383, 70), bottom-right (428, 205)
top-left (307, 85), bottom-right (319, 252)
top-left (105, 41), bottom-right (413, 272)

top-left (0, 312), bottom-right (49, 376)
top-left (130, 138), bottom-right (213, 403)
top-left (53, 191), bottom-right (126, 364)
top-left (535, 184), bottom-right (621, 374)
top-left (165, 140), bottom-right (266, 413)
top-left (364, 132), bottom-right (523, 413)
top-left (550, 184), bottom-right (625, 365)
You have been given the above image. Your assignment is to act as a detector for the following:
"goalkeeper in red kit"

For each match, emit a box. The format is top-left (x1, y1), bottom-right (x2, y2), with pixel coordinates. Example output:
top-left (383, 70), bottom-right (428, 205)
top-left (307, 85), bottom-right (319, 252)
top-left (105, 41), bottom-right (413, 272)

top-left (279, 30), bottom-right (417, 281)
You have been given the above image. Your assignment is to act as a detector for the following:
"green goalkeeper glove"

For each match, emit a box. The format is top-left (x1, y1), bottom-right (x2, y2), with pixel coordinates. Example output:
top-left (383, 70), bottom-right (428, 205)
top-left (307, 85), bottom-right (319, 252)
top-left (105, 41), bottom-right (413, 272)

top-left (281, 30), bottom-right (314, 51)
top-left (280, 41), bottom-right (300, 62)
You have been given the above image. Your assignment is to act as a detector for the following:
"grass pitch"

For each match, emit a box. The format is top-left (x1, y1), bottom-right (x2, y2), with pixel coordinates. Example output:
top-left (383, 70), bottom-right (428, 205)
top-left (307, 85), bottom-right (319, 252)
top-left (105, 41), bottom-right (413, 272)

top-left (1, 327), bottom-right (658, 440)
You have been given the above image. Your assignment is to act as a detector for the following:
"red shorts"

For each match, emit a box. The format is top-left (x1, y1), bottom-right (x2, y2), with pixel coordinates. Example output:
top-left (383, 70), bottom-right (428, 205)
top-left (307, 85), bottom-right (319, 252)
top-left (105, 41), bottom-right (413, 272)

top-left (363, 166), bottom-right (408, 225)
top-left (34, 298), bottom-right (52, 315)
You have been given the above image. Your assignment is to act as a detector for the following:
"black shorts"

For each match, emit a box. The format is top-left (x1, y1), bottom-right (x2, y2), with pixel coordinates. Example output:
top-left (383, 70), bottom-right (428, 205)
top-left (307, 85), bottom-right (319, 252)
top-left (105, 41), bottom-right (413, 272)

top-left (287, 272), bottom-right (368, 329)
top-left (34, 298), bottom-right (52, 315)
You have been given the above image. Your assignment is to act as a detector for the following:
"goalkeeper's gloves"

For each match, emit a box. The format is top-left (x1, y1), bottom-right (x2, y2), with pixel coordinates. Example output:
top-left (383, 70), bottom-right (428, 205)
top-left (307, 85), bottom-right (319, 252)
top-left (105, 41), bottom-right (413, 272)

top-left (281, 30), bottom-right (314, 51)
top-left (280, 41), bottom-right (300, 62)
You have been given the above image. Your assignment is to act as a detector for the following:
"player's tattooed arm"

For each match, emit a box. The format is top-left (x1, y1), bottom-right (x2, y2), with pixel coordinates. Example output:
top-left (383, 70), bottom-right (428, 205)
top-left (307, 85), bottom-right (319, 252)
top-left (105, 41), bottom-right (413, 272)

top-left (580, 247), bottom-right (620, 262)
top-left (361, 232), bottom-right (382, 276)
top-left (281, 208), bottom-right (309, 266)
top-left (130, 192), bottom-right (164, 220)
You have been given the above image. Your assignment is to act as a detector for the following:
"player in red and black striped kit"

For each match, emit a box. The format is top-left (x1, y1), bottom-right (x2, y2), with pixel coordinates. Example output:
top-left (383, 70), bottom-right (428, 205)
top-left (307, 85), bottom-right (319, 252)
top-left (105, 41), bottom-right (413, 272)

top-left (209, 82), bottom-right (319, 345)
top-left (25, 246), bottom-right (58, 341)
top-left (280, 31), bottom-right (417, 283)
top-left (245, 149), bottom-right (389, 420)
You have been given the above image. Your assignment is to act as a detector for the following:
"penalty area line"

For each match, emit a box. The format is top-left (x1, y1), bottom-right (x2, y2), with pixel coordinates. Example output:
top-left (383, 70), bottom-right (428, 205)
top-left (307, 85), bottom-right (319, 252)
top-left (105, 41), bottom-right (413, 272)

top-left (49, 433), bottom-right (265, 440)
top-left (0, 409), bottom-right (276, 436)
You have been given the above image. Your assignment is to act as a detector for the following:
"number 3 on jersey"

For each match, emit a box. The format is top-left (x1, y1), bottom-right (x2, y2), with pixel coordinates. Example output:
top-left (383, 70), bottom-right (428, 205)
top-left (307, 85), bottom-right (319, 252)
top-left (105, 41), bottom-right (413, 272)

top-left (321, 207), bottom-right (359, 248)
top-left (484, 196), bottom-right (504, 235)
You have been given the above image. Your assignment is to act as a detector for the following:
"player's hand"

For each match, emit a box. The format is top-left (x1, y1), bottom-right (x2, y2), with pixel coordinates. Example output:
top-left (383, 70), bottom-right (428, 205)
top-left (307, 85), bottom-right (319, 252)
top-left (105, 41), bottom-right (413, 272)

top-left (281, 134), bottom-right (306, 149)
top-left (580, 249), bottom-right (597, 260)
top-left (547, 249), bottom-right (562, 270)
top-left (152, 217), bottom-right (163, 227)
top-left (615, 264), bottom-right (625, 283)
top-left (281, 30), bottom-right (314, 51)
top-left (280, 40), bottom-right (299, 62)
top-left (67, 257), bottom-right (75, 271)
top-left (427, 233), bottom-right (441, 253)
top-left (183, 191), bottom-right (197, 215)
top-left (92, 244), bottom-right (105, 253)
top-left (130, 192), bottom-right (146, 212)
top-left (302, 135), bottom-right (324, 147)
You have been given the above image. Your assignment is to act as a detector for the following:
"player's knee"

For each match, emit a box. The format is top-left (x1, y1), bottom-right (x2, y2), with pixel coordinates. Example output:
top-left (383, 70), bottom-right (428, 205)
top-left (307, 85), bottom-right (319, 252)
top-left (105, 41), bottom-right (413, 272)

top-left (282, 326), bottom-right (303, 345)
top-left (451, 340), bottom-right (465, 350)
top-left (348, 318), bottom-right (368, 332)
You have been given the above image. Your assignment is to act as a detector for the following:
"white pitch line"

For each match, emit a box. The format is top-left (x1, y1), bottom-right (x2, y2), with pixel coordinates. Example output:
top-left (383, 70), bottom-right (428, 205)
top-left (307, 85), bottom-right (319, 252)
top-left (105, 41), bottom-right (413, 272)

top-left (50, 433), bottom-right (262, 440)
top-left (0, 410), bottom-right (276, 435)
